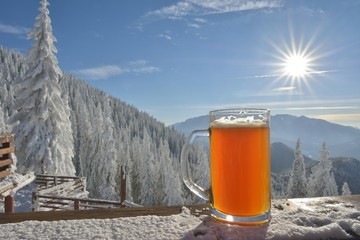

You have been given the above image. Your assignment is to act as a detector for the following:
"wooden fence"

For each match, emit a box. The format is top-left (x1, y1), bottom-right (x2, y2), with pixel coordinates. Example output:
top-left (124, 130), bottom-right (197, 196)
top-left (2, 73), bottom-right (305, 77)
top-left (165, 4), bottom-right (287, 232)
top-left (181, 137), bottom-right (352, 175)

top-left (33, 194), bottom-right (123, 211)
top-left (35, 174), bottom-right (86, 193)
top-left (0, 134), bottom-right (14, 179)
top-left (0, 134), bottom-right (15, 213)
top-left (32, 167), bottom-right (128, 211)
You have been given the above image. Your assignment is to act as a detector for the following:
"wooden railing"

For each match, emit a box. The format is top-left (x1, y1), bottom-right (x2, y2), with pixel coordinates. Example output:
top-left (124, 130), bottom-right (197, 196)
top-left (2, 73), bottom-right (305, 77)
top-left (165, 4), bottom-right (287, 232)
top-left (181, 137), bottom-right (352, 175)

top-left (35, 174), bottom-right (86, 193)
top-left (0, 134), bottom-right (16, 213)
top-left (33, 194), bottom-right (123, 211)
top-left (0, 134), bottom-right (14, 179)
top-left (1, 195), bottom-right (358, 225)
top-left (32, 173), bottom-right (127, 211)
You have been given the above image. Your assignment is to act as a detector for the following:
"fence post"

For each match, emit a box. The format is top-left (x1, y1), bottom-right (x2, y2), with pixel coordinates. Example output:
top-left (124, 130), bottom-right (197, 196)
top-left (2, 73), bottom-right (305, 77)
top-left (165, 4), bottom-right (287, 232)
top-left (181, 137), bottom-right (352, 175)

top-left (4, 195), bottom-right (14, 213)
top-left (74, 199), bottom-right (80, 210)
top-left (120, 166), bottom-right (126, 207)
top-left (32, 192), bottom-right (37, 212)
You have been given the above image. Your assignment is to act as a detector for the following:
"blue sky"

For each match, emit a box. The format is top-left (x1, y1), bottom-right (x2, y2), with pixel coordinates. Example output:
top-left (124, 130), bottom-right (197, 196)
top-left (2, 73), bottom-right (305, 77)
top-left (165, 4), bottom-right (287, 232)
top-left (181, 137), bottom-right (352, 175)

top-left (1, 0), bottom-right (360, 127)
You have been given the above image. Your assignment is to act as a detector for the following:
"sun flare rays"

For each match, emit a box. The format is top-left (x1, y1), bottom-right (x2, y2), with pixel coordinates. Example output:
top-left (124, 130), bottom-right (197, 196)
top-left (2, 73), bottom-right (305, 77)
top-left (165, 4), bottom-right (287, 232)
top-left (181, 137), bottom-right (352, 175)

top-left (264, 30), bottom-right (327, 97)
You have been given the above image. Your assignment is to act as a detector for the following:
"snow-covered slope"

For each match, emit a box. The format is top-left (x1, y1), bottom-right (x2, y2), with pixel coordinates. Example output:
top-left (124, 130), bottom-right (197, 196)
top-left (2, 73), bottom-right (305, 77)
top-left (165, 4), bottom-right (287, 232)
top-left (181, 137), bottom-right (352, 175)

top-left (0, 47), bottom-right (189, 205)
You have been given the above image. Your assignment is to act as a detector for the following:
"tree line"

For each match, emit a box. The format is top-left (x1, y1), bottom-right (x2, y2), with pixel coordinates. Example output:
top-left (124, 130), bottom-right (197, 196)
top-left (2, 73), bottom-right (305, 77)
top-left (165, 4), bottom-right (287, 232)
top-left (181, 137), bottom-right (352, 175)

top-left (286, 139), bottom-right (351, 198)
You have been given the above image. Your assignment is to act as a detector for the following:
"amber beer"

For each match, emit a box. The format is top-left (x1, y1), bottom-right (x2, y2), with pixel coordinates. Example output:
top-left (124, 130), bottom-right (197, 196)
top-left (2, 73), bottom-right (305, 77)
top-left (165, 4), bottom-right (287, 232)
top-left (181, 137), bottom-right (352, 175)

top-left (181, 108), bottom-right (271, 225)
top-left (210, 121), bottom-right (270, 219)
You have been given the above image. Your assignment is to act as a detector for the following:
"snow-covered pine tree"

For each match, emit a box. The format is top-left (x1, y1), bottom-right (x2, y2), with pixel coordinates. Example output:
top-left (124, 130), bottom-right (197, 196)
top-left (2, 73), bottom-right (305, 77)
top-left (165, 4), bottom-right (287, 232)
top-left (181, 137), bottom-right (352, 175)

top-left (130, 136), bottom-right (143, 203)
top-left (192, 143), bottom-right (210, 203)
top-left (160, 139), bottom-right (184, 206)
top-left (308, 142), bottom-right (338, 197)
top-left (0, 70), bottom-right (8, 134)
top-left (138, 129), bottom-right (157, 206)
top-left (287, 138), bottom-right (307, 198)
top-left (124, 149), bottom-right (134, 203)
top-left (341, 182), bottom-right (352, 196)
top-left (0, 106), bottom-right (5, 134)
top-left (11, 0), bottom-right (75, 175)
top-left (98, 98), bottom-right (118, 200)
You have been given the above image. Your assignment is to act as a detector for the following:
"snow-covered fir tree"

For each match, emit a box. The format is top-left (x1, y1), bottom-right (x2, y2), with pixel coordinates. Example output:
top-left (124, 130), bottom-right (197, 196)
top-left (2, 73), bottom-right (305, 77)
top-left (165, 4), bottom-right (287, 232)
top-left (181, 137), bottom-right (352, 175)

top-left (308, 142), bottom-right (338, 197)
top-left (0, 70), bottom-right (7, 133)
top-left (138, 129), bottom-right (157, 206)
top-left (287, 138), bottom-right (307, 198)
top-left (10, 0), bottom-right (75, 175)
top-left (160, 139), bottom-right (184, 206)
top-left (0, 106), bottom-right (5, 134)
top-left (98, 98), bottom-right (118, 200)
top-left (341, 182), bottom-right (352, 196)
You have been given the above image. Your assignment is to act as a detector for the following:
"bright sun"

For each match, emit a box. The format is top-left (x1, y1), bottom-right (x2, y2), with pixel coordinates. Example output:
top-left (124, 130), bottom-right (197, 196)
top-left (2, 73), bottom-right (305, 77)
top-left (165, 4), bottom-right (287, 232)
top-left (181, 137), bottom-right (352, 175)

top-left (268, 36), bottom-right (321, 95)
top-left (284, 54), bottom-right (310, 77)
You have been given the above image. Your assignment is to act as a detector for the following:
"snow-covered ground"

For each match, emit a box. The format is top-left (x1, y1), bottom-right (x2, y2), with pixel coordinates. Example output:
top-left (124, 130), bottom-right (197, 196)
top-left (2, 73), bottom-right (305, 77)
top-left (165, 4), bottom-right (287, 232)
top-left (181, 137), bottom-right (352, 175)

top-left (1, 197), bottom-right (359, 239)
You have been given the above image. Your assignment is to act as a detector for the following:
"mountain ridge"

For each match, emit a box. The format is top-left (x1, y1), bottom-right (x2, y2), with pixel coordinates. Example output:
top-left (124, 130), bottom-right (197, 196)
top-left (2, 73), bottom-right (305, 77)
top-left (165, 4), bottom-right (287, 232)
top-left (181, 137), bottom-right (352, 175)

top-left (172, 114), bottom-right (360, 160)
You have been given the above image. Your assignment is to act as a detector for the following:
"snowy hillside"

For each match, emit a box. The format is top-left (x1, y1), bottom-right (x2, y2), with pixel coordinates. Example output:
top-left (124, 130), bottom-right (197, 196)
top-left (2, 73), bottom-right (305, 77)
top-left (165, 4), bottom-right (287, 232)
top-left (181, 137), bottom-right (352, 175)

top-left (331, 157), bottom-right (360, 195)
top-left (0, 46), bottom-right (204, 206)
top-left (271, 142), bottom-right (316, 173)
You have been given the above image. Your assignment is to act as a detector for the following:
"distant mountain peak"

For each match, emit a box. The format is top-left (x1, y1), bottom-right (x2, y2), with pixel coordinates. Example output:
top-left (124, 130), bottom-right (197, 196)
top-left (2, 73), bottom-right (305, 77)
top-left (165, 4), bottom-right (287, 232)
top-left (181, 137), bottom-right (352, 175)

top-left (173, 113), bottom-right (360, 160)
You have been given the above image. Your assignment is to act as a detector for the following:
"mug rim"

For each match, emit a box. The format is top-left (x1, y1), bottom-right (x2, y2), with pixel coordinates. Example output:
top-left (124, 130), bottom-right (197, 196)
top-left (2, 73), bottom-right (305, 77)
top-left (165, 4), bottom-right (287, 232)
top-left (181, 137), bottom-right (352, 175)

top-left (209, 107), bottom-right (270, 115)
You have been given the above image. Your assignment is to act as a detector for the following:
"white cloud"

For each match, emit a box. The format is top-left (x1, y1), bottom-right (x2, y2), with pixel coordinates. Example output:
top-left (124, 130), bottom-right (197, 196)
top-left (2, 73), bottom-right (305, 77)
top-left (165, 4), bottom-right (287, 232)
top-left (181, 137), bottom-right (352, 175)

top-left (194, 17), bottom-right (207, 23)
top-left (178, 99), bottom-right (360, 112)
top-left (188, 23), bottom-right (201, 28)
top-left (74, 65), bottom-right (128, 80)
top-left (0, 23), bottom-right (29, 35)
top-left (144, 0), bottom-right (283, 20)
top-left (272, 86), bottom-right (296, 92)
top-left (74, 61), bottom-right (161, 80)
top-left (159, 33), bottom-right (172, 40)
top-left (129, 60), bottom-right (161, 73)
top-left (308, 113), bottom-right (360, 128)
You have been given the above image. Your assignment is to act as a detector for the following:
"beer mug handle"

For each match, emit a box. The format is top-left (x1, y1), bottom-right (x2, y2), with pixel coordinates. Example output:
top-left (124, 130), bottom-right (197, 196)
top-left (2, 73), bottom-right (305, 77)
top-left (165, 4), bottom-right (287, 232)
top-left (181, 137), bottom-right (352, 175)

top-left (181, 129), bottom-right (209, 201)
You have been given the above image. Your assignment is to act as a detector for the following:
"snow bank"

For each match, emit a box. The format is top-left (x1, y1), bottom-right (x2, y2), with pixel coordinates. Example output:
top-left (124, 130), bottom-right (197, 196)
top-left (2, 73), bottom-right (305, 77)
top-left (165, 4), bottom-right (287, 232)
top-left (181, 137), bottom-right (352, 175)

top-left (183, 198), bottom-right (360, 240)
top-left (1, 207), bottom-right (201, 240)
top-left (1, 198), bottom-right (359, 239)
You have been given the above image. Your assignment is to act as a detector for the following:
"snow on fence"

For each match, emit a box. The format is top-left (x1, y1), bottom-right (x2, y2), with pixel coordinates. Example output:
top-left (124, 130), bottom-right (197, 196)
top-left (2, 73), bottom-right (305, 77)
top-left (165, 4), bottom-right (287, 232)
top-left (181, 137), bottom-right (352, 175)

top-left (32, 169), bottom-right (132, 211)
top-left (33, 174), bottom-right (89, 211)
top-left (35, 174), bottom-right (87, 194)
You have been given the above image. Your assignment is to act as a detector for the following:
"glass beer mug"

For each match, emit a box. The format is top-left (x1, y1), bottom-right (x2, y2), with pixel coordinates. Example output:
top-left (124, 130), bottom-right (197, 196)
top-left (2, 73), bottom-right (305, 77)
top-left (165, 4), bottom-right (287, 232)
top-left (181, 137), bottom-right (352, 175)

top-left (181, 108), bottom-right (271, 225)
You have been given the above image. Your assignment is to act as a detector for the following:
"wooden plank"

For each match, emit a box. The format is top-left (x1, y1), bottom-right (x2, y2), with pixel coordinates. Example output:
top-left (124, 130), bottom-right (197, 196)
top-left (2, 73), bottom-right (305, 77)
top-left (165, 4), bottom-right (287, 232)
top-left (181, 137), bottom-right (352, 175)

top-left (0, 134), bottom-right (14, 144)
top-left (1, 195), bottom-right (359, 225)
top-left (38, 200), bottom-right (72, 206)
top-left (0, 147), bottom-right (14, 155)
top-left (0, 204), bottom-right (209, 224)
top-left (39, 205), bottom-right (73, 211)
top-left (0, 159), bottom-right (12, 168)
top-left (0, 169), bottom-right (12, 179)
top-left (36, 174), bottom-right (81, 180)
top-left (36, 194), bottom-right (121, 205)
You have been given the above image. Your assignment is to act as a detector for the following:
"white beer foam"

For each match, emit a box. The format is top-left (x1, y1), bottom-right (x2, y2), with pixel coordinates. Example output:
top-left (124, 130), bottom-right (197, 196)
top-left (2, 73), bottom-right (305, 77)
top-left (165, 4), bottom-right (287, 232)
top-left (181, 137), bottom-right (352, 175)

top-left (210, 116), bottom-right (268, 128)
